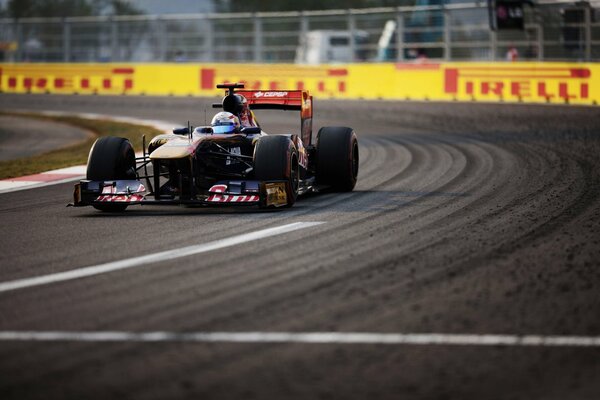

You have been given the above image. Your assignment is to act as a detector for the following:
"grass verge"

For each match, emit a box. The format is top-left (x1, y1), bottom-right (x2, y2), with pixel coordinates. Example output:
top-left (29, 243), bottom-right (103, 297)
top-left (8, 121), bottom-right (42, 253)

top-left (0, 112), bottom-right (163, 180)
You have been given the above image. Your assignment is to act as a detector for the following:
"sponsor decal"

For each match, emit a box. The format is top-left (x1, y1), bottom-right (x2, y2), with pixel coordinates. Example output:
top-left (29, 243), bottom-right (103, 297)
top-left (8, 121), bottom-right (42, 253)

top-left (95, 182), bottom-right (145, 202)
top-left (254, 91), bottom-right (288, 98)
top-left (295, 137), bottom-right (308, 169)
top-left (265, 182), bottom-right (288, 207)
top-left (0, 66), bottom-right (134, 94)
top-left (206, 184), bottom-right (259, 203)
top-left (200, 68), bottom-right (347, 94)
top-left (443, 66), bottom-right (591, 101)
top-left (96, 194), bottom-right (144, 202)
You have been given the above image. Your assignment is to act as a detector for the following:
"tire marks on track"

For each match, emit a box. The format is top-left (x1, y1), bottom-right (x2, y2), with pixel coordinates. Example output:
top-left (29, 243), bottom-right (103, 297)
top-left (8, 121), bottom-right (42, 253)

top-left (1, 97), bottom-right (600, 400)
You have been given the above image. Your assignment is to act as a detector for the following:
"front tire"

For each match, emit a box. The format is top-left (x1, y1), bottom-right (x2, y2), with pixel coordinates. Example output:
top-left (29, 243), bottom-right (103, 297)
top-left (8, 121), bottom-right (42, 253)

top-left (316, 126), bottom-right (359, 191)
top-left (254, 135), bottom-right (299, 207)
top-left (86, 136), bottom-right (136, 212)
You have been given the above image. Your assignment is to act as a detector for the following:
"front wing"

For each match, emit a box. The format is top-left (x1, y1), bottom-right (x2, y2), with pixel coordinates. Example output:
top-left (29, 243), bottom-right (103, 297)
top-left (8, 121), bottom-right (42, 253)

top-left (71, 179), bottom-right (289, 208)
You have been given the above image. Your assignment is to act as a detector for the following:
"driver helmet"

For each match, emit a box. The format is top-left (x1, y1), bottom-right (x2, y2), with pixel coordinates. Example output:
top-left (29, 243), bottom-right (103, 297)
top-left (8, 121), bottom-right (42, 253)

top-left (211, 111), bottom-right (241, 134)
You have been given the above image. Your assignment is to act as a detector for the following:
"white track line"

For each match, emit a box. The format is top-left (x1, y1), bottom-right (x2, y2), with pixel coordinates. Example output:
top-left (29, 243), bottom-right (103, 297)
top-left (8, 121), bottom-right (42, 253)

top-left (0, 175), bottom-right (86, 194)
top-left (0, 331), bottom-right (598, 347)
top-left (0, 222), bottom-right (324, 294)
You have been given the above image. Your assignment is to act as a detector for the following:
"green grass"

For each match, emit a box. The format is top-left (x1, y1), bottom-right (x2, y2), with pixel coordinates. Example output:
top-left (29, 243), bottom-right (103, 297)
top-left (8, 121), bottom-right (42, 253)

top-left (0, 113), bottom-right (163, 180)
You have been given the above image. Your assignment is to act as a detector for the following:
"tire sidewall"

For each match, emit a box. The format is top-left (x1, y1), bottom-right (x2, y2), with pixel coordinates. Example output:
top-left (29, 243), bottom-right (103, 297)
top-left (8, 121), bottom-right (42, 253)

top-left (86, 136), bottom-right (136, 212)
top-left (316, 127), bottom-right (358, 191)
top-left (87, 137), bottom-right (135, 181)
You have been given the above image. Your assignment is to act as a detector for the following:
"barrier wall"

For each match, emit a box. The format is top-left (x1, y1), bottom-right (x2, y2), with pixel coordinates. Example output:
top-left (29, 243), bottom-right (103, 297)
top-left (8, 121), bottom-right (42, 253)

top-left (0, 62), bottom-right (597, 106)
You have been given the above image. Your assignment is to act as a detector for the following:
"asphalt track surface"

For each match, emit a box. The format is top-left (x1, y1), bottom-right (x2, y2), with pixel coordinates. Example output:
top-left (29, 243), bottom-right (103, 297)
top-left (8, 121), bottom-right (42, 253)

top-left (0, 114), bottom-right (92, 161)
top-left (0, 94), bottom-right (599, 399)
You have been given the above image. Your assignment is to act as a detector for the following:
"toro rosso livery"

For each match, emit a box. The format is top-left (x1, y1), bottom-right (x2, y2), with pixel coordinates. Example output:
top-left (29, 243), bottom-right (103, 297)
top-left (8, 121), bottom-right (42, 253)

top-left (71, 83), bottom-right (359, 211)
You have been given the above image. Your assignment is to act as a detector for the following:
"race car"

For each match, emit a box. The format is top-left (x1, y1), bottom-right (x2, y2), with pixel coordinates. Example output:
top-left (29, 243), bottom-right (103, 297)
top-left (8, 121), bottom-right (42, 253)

top-left (70, 83), bottom-right (359, 211)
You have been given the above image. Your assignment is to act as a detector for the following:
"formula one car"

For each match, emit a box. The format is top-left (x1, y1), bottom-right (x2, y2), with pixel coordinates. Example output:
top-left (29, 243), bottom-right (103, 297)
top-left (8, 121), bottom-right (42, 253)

top-left (71, 83), bottom-right (359, 211)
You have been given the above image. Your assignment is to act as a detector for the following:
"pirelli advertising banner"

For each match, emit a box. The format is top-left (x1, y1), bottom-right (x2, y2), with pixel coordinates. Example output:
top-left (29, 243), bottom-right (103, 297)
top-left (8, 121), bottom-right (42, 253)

top-left (0, 62), bottom-right (597, 106)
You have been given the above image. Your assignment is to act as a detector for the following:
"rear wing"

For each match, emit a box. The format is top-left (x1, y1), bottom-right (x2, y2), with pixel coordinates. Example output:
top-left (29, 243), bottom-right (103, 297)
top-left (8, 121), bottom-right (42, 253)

top-left (238, 90), bottom-right (309, 111)
top-left (214, 85), bottom-right (313, 146)
top-left (244, 90), bottom-right (313, 146)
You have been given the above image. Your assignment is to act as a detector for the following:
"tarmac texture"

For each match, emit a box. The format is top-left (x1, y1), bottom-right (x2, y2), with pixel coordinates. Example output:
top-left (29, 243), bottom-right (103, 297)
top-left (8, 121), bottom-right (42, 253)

top-left (0, 114), bottom-right (92, 161)
top-left (0, 94), bottom-right (599, 399)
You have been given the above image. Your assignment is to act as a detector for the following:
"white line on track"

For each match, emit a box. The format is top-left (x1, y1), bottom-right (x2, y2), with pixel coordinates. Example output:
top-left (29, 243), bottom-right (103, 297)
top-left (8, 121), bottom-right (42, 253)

top-left (0, 175), bottom-right (86, 194)
top-left (0, 222), bottom-right (324, 294)
top-left (0, 331), bottom-right (598, 347)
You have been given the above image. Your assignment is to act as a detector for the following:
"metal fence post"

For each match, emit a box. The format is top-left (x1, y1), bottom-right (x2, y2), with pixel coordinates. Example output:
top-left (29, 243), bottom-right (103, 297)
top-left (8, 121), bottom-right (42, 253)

top-left (536, 23), bottom-right (544, 61)
top-left (347, 11), bottom-right (357, 62)
top-left (253, 15), bottom-right (263, 62)
top-left (110, 18), bottom-right (118, 61)
top-left (490, 29), bottom-right (497, 61)
top-left (584, 6), bottom-right (591, 61)
top-left (63, 19), bottom-right (71, 62)
top-left (155, 18), bottom-right (166, 61)
top-left (444, 7), bottom-right (451, 61)
top-left (300, 12), bottom-right (309, 37)
top-left (396, 10), bottom-right (404, 62)
top-left (15, 20), bottom-right (23, 62)
top-left (298, 12), bottom-right (309, 63)
top-left (205, 18), bottom-right (214, 62)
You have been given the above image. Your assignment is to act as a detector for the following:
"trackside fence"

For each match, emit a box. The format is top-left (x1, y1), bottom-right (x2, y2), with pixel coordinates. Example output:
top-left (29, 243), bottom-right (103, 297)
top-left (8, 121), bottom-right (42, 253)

top-left (0, 1), bottom-right (599, 63)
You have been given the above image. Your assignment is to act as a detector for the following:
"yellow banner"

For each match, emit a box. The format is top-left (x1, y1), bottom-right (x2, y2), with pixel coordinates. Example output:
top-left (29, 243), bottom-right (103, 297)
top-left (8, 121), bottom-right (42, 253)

top-left (1, 62), bottom-right (597, 106)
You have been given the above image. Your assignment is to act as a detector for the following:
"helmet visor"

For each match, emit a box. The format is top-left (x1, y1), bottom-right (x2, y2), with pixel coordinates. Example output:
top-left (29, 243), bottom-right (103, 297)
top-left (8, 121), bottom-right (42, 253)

top-left (212, 124), bottom-right (237, 134)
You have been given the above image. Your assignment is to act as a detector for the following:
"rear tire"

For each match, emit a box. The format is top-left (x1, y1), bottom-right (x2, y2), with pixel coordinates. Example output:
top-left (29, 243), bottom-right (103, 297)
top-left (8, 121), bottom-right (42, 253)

top-left (316, 126), bottom-right (359, 191)
top-left (254, 135), bottom-right (299, 207)
top-left (86, 136), bottom-right (136, 212)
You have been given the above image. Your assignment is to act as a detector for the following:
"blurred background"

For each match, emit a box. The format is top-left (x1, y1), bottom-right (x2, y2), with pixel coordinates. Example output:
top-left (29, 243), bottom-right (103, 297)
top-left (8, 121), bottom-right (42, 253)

top-left (0, 0), bottom-right (598, 64)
